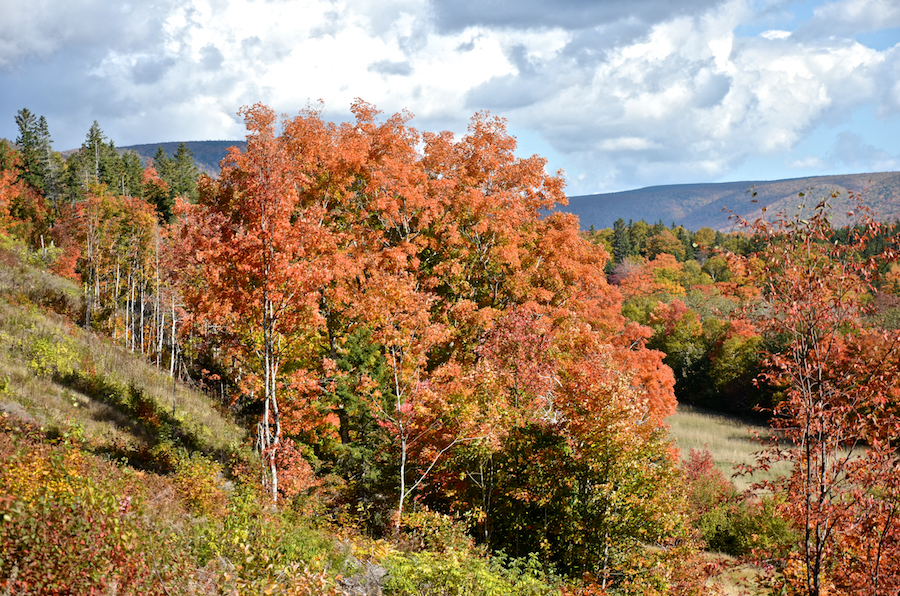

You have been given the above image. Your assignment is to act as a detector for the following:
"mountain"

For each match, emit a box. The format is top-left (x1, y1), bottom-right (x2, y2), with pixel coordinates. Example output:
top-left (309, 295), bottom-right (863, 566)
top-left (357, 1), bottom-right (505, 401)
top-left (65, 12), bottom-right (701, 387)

top-left (563, 171), bottom-right (900, 231)
top-left (117, 140), bottom-right (247, 176)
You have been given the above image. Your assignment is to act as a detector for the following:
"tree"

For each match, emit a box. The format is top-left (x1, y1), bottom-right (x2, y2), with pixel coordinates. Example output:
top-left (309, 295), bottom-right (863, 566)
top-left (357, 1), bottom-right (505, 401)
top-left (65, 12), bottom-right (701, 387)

top-left (170, 142), bottom-right (199, 202)
top-left (645, 228), bottom-right (685, 260)
top-left (175, 103), bottom-right (687, 590)
top-left (176, 104), bottom-right (328, 504)
top-left (15, 108), bottom-right (45, 192)
top-left (612, 217), bottom-right (632, 264)
top-left (737, 198), bottom-right (900, 596)
top-left (63, 121), bottom-right (121, 203)
top-left (36, 116), bottom-right (63, 209)
top-left (142, 163), bottom-right (174, 222)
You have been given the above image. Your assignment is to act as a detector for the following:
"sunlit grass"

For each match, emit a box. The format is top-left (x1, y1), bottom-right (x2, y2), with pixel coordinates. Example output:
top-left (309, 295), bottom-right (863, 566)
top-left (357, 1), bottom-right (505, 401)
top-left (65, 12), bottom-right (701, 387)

top-left (0, 241), bottom-right (249, 465)
top-left (703, 554), bottom-right (769, 596)
top-left (667, 404), bottom-right (791, 492)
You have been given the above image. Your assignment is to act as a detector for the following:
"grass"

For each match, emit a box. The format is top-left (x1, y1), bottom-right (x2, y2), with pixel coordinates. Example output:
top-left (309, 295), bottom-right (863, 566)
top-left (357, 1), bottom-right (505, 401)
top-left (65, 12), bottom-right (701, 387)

top-left (667, 403), bottom-right (791, 492)
top-left (668, 406), bottom-right (790, 594)
top-left (0, 237), bottom-right (249, 469)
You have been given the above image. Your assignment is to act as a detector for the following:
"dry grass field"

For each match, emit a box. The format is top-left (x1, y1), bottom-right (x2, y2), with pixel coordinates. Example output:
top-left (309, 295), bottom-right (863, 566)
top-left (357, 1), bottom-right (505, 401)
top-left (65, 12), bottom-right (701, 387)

top-left (667, 404), bottom-right (791, 493)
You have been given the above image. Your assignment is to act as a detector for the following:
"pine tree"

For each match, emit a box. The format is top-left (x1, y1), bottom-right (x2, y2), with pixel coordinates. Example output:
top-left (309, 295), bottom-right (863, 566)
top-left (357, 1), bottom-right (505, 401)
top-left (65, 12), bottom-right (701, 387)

top-left (612, 217), bottom-right (632, 264)
top-left (120, 151), bottom-right (144, 197)
top-left (170, 143), bottom-right (199, 202)
top-left (151, 146), bottom-right (173, 182)
top-left (64, 121), bottom-right (123, 202)
top-left (14, 108), bottom-right (44, 191)
top-left (36, 116), bottom-right (63, 210)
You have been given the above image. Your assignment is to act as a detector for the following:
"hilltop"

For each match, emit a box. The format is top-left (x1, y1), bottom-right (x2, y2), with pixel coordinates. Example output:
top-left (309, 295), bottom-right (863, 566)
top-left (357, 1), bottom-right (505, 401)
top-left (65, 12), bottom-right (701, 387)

top-left (118, 140), bottom-right (247, 176)
top-left (564, 170), bottom-right (900, 230)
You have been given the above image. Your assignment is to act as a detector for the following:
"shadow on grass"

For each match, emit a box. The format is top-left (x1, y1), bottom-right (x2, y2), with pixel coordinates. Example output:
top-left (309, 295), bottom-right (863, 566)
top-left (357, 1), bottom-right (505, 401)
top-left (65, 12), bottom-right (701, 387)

top-left (56, 369), bottom-right (233, 473)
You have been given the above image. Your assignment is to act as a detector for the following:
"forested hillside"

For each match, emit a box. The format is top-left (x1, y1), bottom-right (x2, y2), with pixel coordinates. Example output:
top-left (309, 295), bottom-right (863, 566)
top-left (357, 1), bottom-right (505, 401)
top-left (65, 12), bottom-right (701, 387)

top-left (4, 104), bottom-right (900, 595)
top-left (566, 171), bottom-right (900, 231)
top-left (117, 140), bottom-right (247, 178)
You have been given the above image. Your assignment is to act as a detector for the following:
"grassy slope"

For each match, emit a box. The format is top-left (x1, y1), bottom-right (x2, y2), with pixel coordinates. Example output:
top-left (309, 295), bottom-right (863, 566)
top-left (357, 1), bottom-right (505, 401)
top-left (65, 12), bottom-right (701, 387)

top-left (0, 236), bottom-right (248, 466)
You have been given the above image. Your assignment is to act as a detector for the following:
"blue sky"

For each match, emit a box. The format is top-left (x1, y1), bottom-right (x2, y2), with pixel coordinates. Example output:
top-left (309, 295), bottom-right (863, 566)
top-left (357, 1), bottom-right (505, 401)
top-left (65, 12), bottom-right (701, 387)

top-left (1, 0), bottom-right (898, 195)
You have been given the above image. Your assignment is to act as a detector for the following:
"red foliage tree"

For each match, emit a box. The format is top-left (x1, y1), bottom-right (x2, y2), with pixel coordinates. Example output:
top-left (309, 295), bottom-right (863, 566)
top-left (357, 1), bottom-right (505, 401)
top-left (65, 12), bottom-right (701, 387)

top-left (737, 198), bottom-right (900, 596)
top-left (176, 104), bottom-right (329, 504)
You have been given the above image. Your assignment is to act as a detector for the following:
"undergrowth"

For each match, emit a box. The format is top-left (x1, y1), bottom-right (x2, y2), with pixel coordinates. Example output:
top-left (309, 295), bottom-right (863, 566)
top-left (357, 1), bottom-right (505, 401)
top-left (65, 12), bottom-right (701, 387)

top-left (0, 237), bottom-right (566, 595)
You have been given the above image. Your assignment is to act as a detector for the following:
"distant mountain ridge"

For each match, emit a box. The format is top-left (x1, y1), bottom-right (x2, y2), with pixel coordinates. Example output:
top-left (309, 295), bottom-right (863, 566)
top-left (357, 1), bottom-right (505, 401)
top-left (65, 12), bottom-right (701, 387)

top-left (563, 171), bottom-right (900, 231)
top-left (118, 140), bottom-right (246, 177)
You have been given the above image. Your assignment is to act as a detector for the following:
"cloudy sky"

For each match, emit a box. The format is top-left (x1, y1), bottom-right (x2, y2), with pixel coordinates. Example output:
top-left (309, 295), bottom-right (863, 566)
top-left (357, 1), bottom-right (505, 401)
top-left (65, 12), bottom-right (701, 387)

top-left (1, 0), bottom-right (899, 195)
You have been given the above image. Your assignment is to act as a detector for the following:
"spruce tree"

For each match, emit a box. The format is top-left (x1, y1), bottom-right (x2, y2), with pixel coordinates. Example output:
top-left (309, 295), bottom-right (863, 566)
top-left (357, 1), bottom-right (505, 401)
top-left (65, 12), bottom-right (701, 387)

top-left (14, 108), bottom-right (44, 191)
top-left (120, 150), bottom-right (144, 197)
top-left (612, 217), bottom-right (632, 264)
top-left (36, 116), bottom-right (63, 209)
top-left (171, 142), bottom-right (199, 202)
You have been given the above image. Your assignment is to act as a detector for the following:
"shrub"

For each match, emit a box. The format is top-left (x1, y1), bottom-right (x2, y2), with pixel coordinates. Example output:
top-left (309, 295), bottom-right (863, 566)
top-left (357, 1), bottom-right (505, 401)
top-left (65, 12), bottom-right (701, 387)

top-left (172, 450), bottom-right (228, 518)
top-left (682, 448), bottom-right (795, 556)
top-left (384, 550), bottom-right (559, 596)
top-left (0, 437), bottom-right (162, 595)
top-left (399, 507), bottom-right (475, 553)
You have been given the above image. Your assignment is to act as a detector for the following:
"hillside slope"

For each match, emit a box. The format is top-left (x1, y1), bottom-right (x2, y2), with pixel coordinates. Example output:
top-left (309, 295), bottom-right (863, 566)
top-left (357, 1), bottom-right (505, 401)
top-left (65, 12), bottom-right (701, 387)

top-left (0, 237), bottom-right (248, 466)
top-left (118, 140), bottom-right (247, 177)
top-left (565, 170), bottom-right (900, 230)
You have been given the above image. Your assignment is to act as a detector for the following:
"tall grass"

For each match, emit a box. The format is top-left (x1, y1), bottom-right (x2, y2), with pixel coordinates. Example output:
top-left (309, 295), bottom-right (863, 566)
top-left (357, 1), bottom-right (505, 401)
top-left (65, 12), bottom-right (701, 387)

top-left (0, 237), bottom-right (248, 466)
top-left (667, 404), bottom-right (791, 492)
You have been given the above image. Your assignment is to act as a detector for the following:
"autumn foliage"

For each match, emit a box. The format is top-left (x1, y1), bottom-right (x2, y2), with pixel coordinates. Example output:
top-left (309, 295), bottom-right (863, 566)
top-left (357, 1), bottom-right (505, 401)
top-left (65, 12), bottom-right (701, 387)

top-left (732, 199), bottom-right (900, 596)
top-left (170, 101), bottom-right (686, 587)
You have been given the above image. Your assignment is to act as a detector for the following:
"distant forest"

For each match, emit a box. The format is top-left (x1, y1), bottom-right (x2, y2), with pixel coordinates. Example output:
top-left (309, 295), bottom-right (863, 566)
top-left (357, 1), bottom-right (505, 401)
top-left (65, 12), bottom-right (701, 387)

top-left (565, 170), bottom-right (900, 231)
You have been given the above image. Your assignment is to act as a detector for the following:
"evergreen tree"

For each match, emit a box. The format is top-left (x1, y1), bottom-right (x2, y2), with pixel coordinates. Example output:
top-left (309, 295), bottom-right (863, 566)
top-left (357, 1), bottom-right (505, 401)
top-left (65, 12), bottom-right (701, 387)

top-left (152, 146), bottom-right (173, 182)
top-left (120, 151), bottom-right (144, 197)
top-left (63, 120), bottom-right (122, 202)
top-left (36, 116), bottom-right (63, 209)
top-left (170, 142), bottom-right (199, 202)
top-left (14, 108), bottom-right (44, 191)
top-left (674, 226), bottom-right (694, 261)
top-left (612, 217), bottom-right (632, 264)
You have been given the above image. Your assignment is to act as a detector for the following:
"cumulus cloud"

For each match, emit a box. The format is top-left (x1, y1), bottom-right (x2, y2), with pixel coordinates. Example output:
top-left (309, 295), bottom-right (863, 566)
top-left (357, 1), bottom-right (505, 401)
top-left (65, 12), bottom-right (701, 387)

top-left (1, 0), bottom-right (899, 194)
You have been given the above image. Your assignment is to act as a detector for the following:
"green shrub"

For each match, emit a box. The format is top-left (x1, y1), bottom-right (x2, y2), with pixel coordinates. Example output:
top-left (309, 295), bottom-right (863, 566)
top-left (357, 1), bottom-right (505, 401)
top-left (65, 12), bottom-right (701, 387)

top-left (702, 496), bottom-right (795, 556)
top-left (25, 335), bottom-right (76, 377)
top-left (384, 550), bottom-right (559, 596)
top-left (400, 507), bottom-right (475, 553)
top-left (187, 483), bottom-right (344, 576)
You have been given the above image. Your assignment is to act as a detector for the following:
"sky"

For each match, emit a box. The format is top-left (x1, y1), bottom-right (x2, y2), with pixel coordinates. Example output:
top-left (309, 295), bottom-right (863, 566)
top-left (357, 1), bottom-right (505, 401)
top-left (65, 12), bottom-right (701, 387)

top-left (1, 0), bottom-right (899, 195)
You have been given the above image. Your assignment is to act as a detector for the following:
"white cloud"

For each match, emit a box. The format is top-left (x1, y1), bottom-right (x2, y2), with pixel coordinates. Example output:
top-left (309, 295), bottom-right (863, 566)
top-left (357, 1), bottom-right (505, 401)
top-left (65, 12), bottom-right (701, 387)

top-left (1, 0), bottom-right (899, 194)
top-left (760, 29), bottom-right (791, 40)
top-left (805, 0), bottom-right (900, 35)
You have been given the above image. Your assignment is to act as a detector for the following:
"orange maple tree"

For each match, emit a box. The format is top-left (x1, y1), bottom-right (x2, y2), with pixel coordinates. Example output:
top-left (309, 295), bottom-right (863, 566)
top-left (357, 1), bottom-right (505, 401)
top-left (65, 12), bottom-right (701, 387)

top-left (177, 102), bottom-right (681, 577)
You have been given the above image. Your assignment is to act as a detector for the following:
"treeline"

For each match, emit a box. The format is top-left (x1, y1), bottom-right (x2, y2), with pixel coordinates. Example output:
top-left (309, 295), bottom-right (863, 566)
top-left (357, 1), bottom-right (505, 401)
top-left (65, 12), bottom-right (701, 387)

top-left (586, 216), bottom-right (900, 418)
top-left (7, 108), bottom-right (198, 226)
top-left (1, 108), bottom-right (203, 375)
